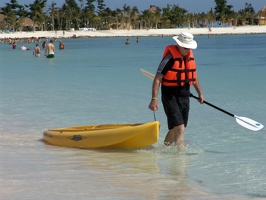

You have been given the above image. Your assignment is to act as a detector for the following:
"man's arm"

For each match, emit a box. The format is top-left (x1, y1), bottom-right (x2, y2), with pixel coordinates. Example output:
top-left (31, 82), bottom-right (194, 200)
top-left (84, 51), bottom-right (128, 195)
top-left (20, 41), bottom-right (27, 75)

top-left (193, 77), bottom-right (204, 104)
top-left (149, 74), bottom-right (162, 111)
top-left (148, 54), bottom-right (174, 111)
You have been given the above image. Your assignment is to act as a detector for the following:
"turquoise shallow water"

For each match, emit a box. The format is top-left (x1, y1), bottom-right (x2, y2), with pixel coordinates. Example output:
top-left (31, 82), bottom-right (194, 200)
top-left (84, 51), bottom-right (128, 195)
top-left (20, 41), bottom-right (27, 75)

top-left (0, 34), bottom-right (266, 199)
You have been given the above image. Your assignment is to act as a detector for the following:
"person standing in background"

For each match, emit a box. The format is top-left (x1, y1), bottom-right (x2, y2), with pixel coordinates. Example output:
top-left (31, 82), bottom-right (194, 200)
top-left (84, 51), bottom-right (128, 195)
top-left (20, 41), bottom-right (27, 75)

top-left (12, 40), bottom-right (17, 49)
top-left (125, 38), bottom-right (130, 45)
top-left (45, 39), bottom-right (55, 58)
top-left (33, 44), bottom-right (41, 57)
top-left (59, 40), bottom-right (65, 50)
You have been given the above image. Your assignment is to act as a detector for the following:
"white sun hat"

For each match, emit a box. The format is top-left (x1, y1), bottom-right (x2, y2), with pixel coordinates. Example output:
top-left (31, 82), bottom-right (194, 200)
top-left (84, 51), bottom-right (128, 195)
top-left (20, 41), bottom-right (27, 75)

top-left (173, 32), bottom-right (197, 49)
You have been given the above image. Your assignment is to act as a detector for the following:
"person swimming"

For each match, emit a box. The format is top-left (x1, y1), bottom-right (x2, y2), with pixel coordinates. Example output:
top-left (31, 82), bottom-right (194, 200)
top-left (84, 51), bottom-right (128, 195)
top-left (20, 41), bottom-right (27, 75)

top-left (125, 38), bottom-right (130, 45)
top-left (21, 45), bottom-right (29, 50)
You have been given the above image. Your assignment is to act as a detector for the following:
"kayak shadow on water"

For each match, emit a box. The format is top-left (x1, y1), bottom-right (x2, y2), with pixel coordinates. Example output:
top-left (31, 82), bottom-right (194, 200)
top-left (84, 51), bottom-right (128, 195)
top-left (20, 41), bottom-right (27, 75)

top-left (40, 137), bottom-right (224, 198)
top-left (40, 138), bottom-right (205, 155)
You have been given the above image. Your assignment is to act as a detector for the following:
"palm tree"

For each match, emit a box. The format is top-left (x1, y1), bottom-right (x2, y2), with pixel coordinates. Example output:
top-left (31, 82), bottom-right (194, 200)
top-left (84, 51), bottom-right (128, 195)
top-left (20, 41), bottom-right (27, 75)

top-left (65, 6), bottom-right (74, 30)
top-left (56, 8), bottom-right (65, 30)
top-left (47, 2), bottom-right (57, 31)
top-left (28, 0), bottom-right (47, 31)
top-left (141, 9), bottom-right (152, 29)
top-left (130, 6), bottom-right (139, 29)
top-left (243, 3), bottom-right (255, 25)
top-left (168, 4), bottom-right (187, 28)
top-left (122, 4), bottom-right (131, 29)
top-left (206, 8), bottom-right (216, 27)
top-left (214, 0), bottom-right (226, 24)
top-left (97, 0), bottom-right (105, 13)
top-left (1, 5), bottom-right (17, 31)
top-left (83, 0), bottom-right (97, 29)
top-left (230, 11), bottom-right (239, 26)
top-left (114, 8), bottom-right (123, 30)
top-left (73, 8), bottom-right (82, 29)
top-left (238, 3), bottom-right (255, 26)
top-left (149, 6), bottom-right (162, 29)
top-left (63, 0), bottom-right (81, 30)
top-left (161, 5), bottom-right (172, 28)
top-left (1, 0), bottom-right (29, 31)
top-left (214, 0), bottom-right (234, 26)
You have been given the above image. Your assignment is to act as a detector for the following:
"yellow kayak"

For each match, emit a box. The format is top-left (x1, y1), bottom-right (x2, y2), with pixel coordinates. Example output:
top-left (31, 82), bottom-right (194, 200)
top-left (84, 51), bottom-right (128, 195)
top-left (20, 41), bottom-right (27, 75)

top-left (43, 121), bottom-right (160, 149)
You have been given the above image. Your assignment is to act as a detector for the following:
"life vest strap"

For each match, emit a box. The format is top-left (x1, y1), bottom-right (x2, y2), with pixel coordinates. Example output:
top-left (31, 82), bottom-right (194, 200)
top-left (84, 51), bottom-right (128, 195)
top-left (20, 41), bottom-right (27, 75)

top-left (177, 78), bottom-right (196, 84)
top-left (169, 68), bottom-right (196, 73)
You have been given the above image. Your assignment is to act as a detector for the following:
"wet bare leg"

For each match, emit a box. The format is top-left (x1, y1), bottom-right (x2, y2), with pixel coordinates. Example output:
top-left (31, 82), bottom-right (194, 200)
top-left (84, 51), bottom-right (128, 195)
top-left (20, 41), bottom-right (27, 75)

top-left (164, 125), bottom-right (185, 149)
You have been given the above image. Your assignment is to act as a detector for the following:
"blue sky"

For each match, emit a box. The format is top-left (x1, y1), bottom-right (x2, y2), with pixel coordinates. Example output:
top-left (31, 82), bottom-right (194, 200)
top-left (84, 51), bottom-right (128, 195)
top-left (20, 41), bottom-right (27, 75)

top-left (1, 0), bottom-right (265, 13)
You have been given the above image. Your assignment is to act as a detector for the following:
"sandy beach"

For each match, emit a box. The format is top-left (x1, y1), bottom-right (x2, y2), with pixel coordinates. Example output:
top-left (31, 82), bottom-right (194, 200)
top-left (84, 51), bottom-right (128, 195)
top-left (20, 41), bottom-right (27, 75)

top-left (1, 25), bottom-right (266, 39)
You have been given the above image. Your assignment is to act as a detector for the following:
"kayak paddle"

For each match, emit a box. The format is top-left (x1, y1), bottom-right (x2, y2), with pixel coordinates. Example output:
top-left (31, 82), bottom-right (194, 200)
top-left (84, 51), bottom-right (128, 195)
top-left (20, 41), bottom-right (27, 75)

top-left (190, 93), bottom-right (263, 131)
top-left (140, 68), bottom-right (264, 131)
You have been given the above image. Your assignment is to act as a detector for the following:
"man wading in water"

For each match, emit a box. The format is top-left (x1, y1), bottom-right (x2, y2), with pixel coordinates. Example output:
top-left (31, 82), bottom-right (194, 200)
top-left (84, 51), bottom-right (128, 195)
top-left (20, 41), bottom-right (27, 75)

top-left (45, 39), bottom-right (55, 58)
top-left (148, 32), bottom-right (205, 149)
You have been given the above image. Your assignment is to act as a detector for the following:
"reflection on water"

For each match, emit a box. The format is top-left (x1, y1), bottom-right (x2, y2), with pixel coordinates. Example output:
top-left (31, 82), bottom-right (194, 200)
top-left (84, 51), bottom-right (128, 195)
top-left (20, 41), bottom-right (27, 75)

top-left (0, 132), bottom-right (262, 200)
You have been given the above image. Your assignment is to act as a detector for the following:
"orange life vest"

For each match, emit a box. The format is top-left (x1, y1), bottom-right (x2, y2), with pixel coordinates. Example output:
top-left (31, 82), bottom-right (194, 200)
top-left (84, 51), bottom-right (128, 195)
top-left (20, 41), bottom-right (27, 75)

top-left (162, 45), bottom-right (197, 87)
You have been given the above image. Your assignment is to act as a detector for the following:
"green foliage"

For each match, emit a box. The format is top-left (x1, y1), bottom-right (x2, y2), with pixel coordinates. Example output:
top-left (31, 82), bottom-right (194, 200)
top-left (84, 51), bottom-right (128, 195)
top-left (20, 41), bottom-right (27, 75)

top-left (238, 3), bottom-right (256, 25)
top-left (97, 0), bottom-right (106, 12)
top-left (0, 0), bottom-right (259, 31)
top-left (86, 0), bottom-right (96, 12)
top-left (28, 0), bottom-right (47, 28)
top-left (65, 0), bottom-right (79, 10)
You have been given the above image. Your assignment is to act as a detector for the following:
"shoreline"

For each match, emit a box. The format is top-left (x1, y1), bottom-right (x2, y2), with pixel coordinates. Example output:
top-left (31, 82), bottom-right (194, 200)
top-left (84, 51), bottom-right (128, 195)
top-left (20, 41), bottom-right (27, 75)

top-left (1, 26), bottom-right (266, 39)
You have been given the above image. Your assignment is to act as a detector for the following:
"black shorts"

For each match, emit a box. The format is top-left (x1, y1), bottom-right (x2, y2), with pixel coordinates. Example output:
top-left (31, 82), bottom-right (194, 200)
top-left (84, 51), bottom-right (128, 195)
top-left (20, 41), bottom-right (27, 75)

top-left (161, 87), bottom-right (190, 130)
